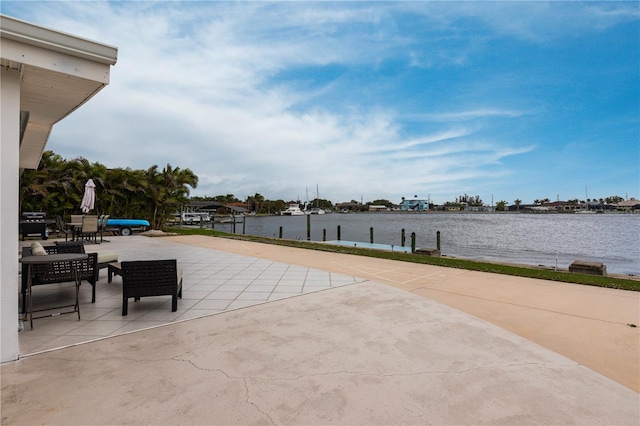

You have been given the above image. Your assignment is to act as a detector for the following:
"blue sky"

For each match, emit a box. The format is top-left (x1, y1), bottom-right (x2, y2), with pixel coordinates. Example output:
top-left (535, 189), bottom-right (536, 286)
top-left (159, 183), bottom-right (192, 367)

top-left (3, 1), bottom-right (638, 205)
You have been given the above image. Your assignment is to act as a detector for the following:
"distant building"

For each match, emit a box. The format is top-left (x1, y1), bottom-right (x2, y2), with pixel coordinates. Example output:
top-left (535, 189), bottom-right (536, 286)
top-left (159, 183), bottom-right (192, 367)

top-left (466, 205), bottom-right (495, 212)
top-left (508, 200), bottom-right (635, 213)
top-left (368, 205), bottom-right (389, 212)
top-left (399, 198), bottom-right (430, 211)
top-left (615, 198), bottom-right (640, 211)
top-left (184, 201), bottom-right (248, 214)
top-left (540, 201), bottom-right (583, 212)
top-left (186, 201), bottom-right (226, 213)
top-left (336, 202), bottom-right (361, 212)
top-left (508, 202), bottom-right (577, 212)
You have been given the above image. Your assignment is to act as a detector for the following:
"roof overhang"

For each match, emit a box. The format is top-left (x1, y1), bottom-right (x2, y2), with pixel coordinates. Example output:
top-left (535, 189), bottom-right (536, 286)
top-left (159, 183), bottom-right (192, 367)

top-left (0, 14), bottom-right (118, 169)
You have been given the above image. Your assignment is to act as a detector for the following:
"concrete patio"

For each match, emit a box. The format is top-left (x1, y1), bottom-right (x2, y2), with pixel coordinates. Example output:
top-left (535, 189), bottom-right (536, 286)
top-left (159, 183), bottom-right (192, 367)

top-left (3, 234), bottom-right (639, 424)
top-left (17, 236), bottom-right (364, 356)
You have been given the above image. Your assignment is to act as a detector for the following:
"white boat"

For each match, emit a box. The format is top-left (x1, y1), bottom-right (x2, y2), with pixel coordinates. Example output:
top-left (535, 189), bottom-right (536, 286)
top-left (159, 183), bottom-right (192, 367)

top-left (305, 185), bottom-right (326, 215)
top-left (281, 204), bottom-right (305, 216)
top-left (576, 186), bottom-right (596, 214)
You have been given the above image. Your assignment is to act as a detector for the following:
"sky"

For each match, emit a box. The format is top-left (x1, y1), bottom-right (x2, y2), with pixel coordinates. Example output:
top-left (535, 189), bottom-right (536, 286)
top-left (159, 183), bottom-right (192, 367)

top-left (3, 1), bottom-right (639, 205)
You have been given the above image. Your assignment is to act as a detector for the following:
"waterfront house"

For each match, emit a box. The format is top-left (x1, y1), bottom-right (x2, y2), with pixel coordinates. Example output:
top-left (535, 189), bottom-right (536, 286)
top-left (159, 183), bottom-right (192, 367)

top-left (399, 198), bottom-right (430, 211)
top-left (466, 205), bottom-right (495, 212)
top-left (542, 201), bottom-right (583, 212)
top-left (615, 198), bottom-right (640, 211)
top-left (336, 202), bottom-right (361, 212)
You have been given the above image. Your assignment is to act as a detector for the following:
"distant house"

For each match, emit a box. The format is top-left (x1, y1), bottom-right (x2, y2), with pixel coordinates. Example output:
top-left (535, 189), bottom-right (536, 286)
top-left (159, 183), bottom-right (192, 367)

top-left (466, 205), bottom-right (494, 212)
top-left (541, 201), bottom-right (583, 212)
top-left (225, 202), bottom-right (249, 214)
top-left (509, 204), bottom-right (546, 212)
top-left (336, 202), bottom-right (361, 212)
top-left (184, 201), bottom-right (248, 215)
top-left (615, 198), bottom-right (640, 211)
top-left (399, 199), bottom-right (430, 211)
top-left (186, 201), bottom-right (226, 213)
top-left (509, 202), bottom-right (581, 213)
top-left (368, 205), bottom-right (389, 212)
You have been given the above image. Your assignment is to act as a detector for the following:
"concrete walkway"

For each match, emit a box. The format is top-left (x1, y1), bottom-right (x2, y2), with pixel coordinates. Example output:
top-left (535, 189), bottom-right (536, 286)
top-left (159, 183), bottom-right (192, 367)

top-left (167, 235), bottom-right (640, 393)
top-left (2, 235), bottom-right (639, 425)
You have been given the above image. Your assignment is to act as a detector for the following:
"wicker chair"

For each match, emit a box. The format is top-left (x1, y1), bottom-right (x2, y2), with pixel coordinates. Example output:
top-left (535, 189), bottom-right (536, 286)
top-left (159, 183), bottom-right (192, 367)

top-left (80, 215), bottom-right (99, 243)
top-left (69, 214), bottom-right (84, 241)
top-left (98, 214), bottom-right (110, 242)
top-left (55, 215), bottom-right (72, 241)
top-left (120, 259), bottom-right (183, 316)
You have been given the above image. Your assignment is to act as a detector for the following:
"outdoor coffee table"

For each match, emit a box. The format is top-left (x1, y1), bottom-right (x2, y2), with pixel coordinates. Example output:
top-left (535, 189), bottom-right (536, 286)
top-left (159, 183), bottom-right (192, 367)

top-left (107, 262), bottom-right (121, 283)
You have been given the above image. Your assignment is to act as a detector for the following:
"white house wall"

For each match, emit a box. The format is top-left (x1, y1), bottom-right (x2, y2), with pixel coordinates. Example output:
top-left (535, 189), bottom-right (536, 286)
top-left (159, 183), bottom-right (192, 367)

top-left (1, 67), bottom-right (21, 363)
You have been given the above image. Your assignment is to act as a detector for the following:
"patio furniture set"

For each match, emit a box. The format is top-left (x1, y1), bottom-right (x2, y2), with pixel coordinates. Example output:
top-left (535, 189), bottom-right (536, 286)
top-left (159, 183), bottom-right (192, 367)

top-left (21, 214), bottom-right (150, 242)
top-left (20, 241), bottom-right (182, 329)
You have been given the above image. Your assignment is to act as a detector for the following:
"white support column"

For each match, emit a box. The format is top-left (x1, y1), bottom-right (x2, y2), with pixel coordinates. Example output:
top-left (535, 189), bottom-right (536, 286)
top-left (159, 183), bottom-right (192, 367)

top-left (1, 67), bottom-right (21, 363)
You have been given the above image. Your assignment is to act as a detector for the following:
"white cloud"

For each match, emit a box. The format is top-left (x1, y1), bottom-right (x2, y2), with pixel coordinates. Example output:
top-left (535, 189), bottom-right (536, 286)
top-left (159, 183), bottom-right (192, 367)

top-left (6, 0), bottom-right (635, 204)
top-left (419, 109), bottom-right (529, 122)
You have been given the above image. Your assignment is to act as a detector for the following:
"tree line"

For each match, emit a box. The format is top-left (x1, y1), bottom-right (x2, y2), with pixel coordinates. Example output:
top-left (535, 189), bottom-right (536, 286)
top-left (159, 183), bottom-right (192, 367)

top-left (22, 151), bottom-right (629, 223)
top-left (20, 151), bottom-right (197, 229)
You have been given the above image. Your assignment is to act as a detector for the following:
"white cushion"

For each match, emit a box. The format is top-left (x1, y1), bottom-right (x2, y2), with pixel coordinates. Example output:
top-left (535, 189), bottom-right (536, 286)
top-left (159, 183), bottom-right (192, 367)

top-left (30, 242), bottom-right (47, 256)
top-left (97, 252), bottom-right (119, 264)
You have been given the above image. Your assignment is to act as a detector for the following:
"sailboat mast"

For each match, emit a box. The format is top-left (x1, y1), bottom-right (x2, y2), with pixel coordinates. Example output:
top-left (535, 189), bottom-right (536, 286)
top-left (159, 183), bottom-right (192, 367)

top-left (585, 185), bottom-right (588, 210)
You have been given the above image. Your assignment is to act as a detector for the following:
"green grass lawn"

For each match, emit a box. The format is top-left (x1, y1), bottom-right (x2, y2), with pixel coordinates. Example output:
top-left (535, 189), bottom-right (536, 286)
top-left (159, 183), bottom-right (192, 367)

top-left (164, 227), bottom-right (640, 292)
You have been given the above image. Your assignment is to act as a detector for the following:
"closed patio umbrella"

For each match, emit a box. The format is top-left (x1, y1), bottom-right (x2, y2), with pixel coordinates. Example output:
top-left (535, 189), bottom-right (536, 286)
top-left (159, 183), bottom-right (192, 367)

top-left (80, 179), bottom-right (96, 213)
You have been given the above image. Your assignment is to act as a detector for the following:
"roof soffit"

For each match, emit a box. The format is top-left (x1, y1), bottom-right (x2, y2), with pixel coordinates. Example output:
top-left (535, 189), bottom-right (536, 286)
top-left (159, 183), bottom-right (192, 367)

top-left (1, 14), bottom-right (118, 170)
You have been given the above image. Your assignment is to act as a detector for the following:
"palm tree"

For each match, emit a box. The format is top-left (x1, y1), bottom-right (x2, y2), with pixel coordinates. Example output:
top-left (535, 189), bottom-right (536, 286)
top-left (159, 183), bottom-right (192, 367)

top-left (19, 151), bottom-right (200, 228)
top-left (144, 164), bottom-right (198, 229)
top-left (250, 193), bottom-right (265, 214)
top-left (514, 199), bottom-right (522, 211)
top-left (20, 151), bottom-right (84, 219)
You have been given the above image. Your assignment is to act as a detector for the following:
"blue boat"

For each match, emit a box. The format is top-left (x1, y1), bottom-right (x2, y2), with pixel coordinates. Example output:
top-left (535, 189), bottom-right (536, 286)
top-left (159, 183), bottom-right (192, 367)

top-left (106, 218), bottom-right (150, 236)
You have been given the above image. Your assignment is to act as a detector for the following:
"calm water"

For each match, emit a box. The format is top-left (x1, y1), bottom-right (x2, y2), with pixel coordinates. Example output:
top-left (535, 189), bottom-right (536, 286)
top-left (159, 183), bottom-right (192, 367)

top-left (211, 213), bottom-right (639, 276)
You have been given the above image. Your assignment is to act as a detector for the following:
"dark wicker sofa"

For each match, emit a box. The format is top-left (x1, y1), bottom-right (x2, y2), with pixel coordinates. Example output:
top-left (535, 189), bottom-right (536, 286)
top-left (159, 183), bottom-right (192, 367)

top-left (21, 242), bottom-right (99, 313)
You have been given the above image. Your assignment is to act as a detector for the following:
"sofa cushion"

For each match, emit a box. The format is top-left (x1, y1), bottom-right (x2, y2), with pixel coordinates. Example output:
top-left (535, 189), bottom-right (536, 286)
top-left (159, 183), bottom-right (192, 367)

top-left (97, 252), bottom-right (119, 265)
top-left (30, 242), bottom-right (47, 256)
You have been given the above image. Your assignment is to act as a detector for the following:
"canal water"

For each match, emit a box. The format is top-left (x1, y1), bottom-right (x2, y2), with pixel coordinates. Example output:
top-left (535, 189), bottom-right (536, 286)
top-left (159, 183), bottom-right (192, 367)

top-left (210, 213), bottom-right (639, 276)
